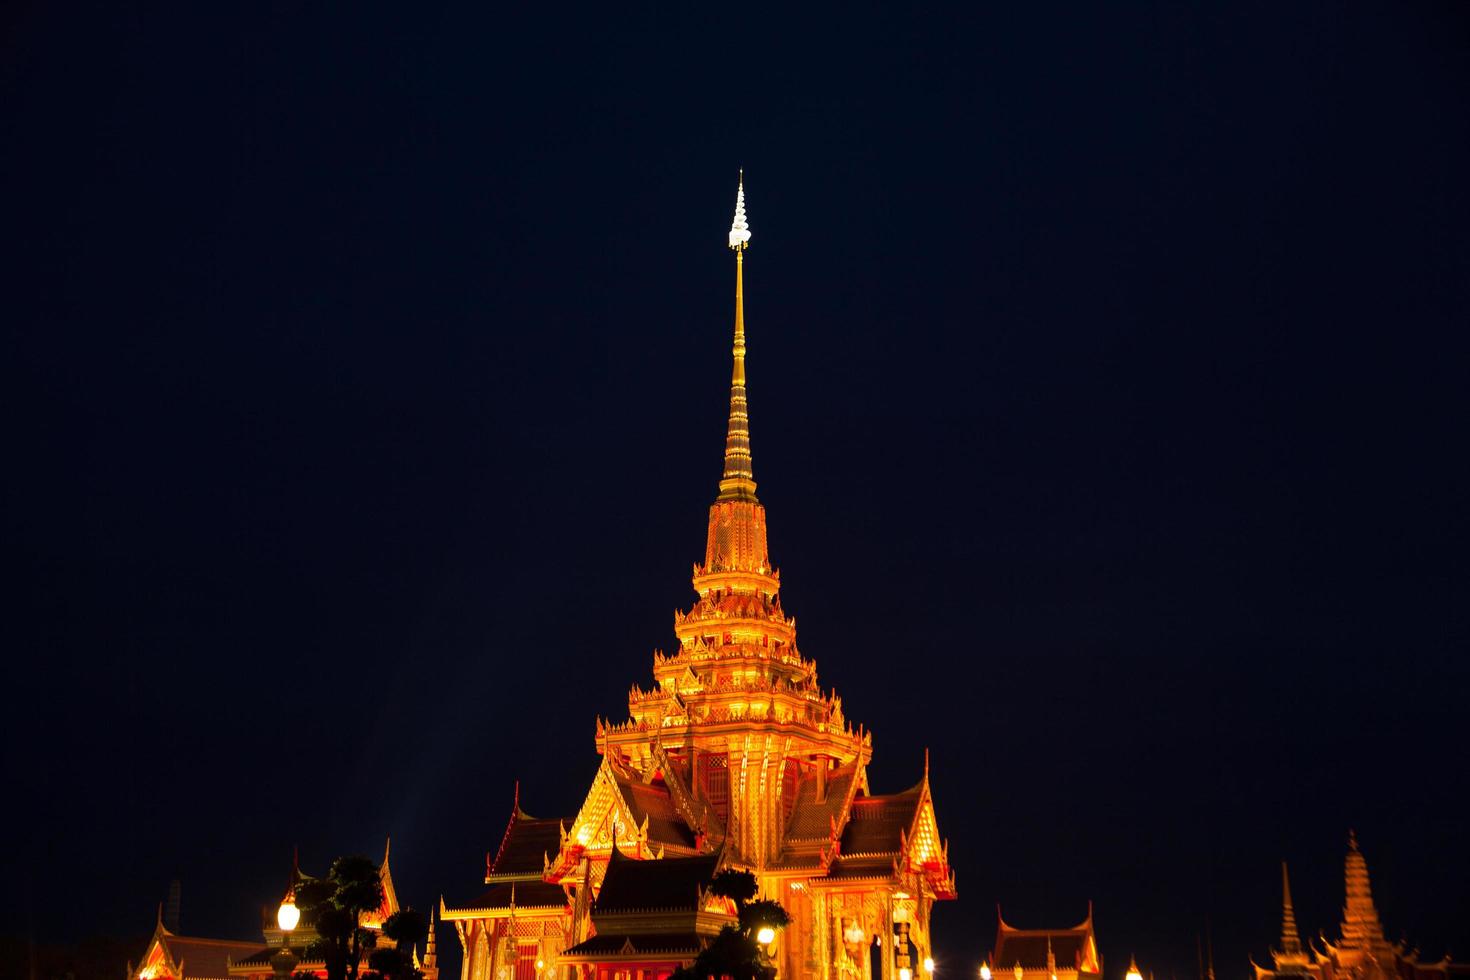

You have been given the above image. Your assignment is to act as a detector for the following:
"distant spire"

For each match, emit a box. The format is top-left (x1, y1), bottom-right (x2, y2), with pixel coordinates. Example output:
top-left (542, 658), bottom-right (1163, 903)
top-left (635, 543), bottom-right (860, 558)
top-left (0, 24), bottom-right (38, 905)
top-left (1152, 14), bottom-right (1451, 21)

top-left (1281, 862), bottom-right (1304, 954)
top-left (1340, 831), bottom-right (1385, 951)
top-left (718, 172), bottom-right (757, 503)
top-left (424, 906), bottom-right (437, 970)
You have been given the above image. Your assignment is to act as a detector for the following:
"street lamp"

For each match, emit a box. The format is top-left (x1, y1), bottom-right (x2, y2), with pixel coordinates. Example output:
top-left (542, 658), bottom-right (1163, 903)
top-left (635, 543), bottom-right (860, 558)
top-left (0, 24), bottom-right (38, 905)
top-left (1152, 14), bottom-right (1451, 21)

top-left (925, 956), bottom-right (936, 974)
top-left (271, 892), bottom-right (299, 979)
top-left (756, 926), bottom-right (777, 946)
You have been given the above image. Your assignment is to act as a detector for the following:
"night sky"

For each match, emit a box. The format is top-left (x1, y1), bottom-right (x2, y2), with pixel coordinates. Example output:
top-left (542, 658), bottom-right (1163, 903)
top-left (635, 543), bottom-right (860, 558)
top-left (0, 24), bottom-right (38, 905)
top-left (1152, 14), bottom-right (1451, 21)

top-left (5, 4), bottom-right (1469, 979)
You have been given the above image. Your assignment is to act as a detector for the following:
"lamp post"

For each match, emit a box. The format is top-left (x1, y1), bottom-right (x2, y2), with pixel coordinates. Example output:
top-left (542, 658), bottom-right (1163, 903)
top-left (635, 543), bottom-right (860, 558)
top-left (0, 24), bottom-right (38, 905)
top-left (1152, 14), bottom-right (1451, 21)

top-left (272, 892), bottom-right (300, 979)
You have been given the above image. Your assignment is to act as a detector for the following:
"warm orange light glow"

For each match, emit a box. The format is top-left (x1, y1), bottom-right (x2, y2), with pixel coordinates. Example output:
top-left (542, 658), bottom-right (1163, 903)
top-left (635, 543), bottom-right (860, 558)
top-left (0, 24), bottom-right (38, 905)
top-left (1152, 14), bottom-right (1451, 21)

top-left (277, 898), bottom-right (300, 932)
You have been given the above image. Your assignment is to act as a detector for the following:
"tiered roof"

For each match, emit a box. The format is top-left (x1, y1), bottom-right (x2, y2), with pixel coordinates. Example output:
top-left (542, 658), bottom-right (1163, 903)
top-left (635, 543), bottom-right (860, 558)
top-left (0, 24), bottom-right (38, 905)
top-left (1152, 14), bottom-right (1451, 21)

top-left (561, 850), bottom-right (733, 966)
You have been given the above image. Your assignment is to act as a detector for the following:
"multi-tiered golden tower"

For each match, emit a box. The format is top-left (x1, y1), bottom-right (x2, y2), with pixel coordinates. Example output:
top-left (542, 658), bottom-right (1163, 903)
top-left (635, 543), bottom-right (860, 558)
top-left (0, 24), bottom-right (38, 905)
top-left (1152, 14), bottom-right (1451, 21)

top-left (1253, 833), bottom-right (1467, 980)
top-left (443, 177), bottom-right (955, 980)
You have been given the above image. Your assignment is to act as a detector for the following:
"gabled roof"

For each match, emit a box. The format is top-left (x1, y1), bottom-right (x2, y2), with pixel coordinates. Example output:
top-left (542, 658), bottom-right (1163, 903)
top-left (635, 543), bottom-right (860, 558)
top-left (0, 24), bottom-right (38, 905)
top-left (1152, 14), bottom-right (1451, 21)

top-left (133, 921), bottom-right (261, 980)
top-left (593, 849), bottom-right (720, 916)
top-left (994, 905), bottom-right (1100, 975)
top-left (838, 782), bottom-right (924, 857)
top-left (613, 771), bottom-right (697, 849)
top-left (489, 808), bottom-right (571, 880)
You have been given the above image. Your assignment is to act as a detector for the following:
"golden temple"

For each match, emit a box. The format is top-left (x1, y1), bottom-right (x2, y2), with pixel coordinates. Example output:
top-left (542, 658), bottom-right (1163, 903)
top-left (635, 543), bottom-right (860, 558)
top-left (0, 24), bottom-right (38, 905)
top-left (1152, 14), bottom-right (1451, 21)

top-left (441, 177), bottom-right (957, 980)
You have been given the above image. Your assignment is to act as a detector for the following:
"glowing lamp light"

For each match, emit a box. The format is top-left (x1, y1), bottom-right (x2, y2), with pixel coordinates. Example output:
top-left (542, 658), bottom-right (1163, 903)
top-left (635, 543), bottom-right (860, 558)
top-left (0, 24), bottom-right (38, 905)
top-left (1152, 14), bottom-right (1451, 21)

top-left (756, 926), bottom-right (777, 946)
top-left (276, 897), bottom-right (300, 933)
top-left (901, 969), bottom-right (914, 980)
top-left (981, 964), bottom-right (993, 980)
top-left (536, 960), bottom-right (545, 971)
top-left (1126, 959), bottom-right (1144, 980)
top-left (925, 957), bottom-right (937, 974)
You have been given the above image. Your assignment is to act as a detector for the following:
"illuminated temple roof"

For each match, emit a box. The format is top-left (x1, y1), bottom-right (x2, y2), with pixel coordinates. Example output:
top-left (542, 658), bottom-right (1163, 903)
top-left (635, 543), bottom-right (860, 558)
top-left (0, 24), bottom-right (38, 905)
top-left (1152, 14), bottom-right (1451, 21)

top-left (131, 921), bottom-right (260, 980)
top-left (487, 805), bottom-right (571, 880)
top-left (593, 849), bottom-right (722, 914)
top-left (994, 905), bottom-right (1102, 977)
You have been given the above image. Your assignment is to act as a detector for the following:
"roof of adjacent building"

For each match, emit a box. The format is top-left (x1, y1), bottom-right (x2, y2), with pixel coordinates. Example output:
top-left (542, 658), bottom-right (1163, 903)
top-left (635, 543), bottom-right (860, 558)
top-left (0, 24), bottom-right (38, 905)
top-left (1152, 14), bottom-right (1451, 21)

top-left (145, 930), bottom-right (268, 978)
top-left (452, 880), bottom-right (569, 913)
top-left (229, 945), bottom-right (322, 969)
top-left (562, 932), bottom-right (706, 959)
top-left (458, 881), bottom-right (573, 910)
top-left (490, 808), bottom-right (570, 879)
top-left (594, 849), bottom-right (720, 915)
top-left (994, 907), bottom-right (1100, 974)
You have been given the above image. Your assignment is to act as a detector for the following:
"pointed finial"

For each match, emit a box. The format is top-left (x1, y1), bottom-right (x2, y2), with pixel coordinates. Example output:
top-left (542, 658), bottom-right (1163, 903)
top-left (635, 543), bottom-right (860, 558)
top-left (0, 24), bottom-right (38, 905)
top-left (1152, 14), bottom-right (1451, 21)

top-left (728, 171), bottom-right (750, 250)
top-left (717, 172), bottom-right (758, 503)
top-left (1348, 828), bottom-right (1359, 851)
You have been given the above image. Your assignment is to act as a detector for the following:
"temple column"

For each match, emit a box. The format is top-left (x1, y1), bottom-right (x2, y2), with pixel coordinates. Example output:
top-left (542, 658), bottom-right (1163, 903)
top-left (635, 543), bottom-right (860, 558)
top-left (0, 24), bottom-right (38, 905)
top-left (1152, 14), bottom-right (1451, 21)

top-left (879, 893), bottom-right (895, 980)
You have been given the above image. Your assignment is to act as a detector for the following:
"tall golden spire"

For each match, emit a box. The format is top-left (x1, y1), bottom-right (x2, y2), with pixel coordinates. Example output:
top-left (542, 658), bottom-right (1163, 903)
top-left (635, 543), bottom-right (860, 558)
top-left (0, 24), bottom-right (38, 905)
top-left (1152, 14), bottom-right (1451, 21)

top-left (718, 172), bottom-right (757, 503)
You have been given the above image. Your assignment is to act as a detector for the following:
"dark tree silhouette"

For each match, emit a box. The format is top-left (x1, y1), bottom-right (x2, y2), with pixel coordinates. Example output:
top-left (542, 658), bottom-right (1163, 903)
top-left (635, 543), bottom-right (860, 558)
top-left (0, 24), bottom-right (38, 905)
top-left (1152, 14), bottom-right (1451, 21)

top-left (669, 869), bottom-right (791, 980)
top-left (292, 855), bottom-right (386, 980)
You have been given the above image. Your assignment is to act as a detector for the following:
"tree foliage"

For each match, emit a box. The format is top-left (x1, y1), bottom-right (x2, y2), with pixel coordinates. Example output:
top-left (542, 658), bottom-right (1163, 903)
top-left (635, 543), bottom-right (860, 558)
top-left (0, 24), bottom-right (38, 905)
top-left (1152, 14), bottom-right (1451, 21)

top-left (709, 869), bottom-right (759, 904)
top-left (361, 909), bottom-right (428, 980)
top-left (292, 855), bottom-right (386, 980)
top-left (669, 869), bottom-right (787, 980)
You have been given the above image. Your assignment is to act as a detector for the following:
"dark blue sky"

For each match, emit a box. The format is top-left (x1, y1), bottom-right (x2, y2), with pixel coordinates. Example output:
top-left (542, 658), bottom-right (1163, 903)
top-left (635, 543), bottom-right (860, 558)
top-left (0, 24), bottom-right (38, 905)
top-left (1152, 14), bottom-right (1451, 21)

top-left (5, 3), bottom-right (1468, 979)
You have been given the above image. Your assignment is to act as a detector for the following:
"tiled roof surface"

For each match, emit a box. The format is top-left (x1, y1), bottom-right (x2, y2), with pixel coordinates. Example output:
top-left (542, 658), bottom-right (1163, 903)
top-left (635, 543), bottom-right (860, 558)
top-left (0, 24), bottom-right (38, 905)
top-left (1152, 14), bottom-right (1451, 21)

top-left (825, 855), bottom-right (898, 880)
top-left (614, 774), bottom-right (696, 849)
top-left (491, 813), bottom-right (568, 878)
top-left (785, 764), bottom-right (860, 841)
top-left (562, 932), bottom-right (705, 958)
top-left (453, 881), bottom-right (568, 911)
top-left (152, 935), bottom-right (263, 979)
top-left (594, 851), bottom-right (719, 915)
top-left (838, 783), bottom-right (922, 856)
top-left (226, 944), bottom-right (318, 969)
top-left (994, 933), bottom-right (1091, 971)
